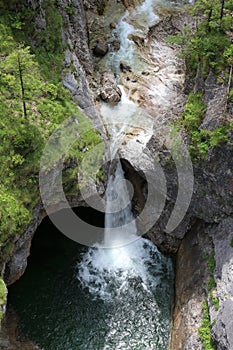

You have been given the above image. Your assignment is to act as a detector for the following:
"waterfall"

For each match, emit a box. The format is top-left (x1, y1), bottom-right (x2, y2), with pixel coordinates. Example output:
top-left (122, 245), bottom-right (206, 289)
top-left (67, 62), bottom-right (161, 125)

top-left (76, 1), bottom-right (175, 347)
top-left (77, 0), bottom-right (167, 303)
top-left (104, 158), bottom-right (137, 248)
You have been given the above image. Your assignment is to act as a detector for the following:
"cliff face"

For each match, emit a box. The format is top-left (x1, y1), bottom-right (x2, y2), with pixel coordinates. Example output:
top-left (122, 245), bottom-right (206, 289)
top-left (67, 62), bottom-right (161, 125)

top-left (112, 13), bottom-right (233, 348)
top-left (1, 1), bottom-right (233, 350)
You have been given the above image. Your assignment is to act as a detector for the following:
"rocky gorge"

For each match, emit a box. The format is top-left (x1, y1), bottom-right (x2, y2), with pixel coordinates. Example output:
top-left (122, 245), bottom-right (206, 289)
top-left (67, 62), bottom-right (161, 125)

top-left (0, 0), bottom-right (233, 349)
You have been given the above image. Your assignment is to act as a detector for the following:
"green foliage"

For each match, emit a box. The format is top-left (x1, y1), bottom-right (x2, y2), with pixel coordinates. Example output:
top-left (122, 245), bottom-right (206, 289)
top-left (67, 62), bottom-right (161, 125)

top-left (207, 277), bottom-right (216, 291)
top-left (34, 1), bottom-right (64, 82)
top-left (167, 0), bottom-right (232, 77)
top-left (205, 251), bottom-right (216, 273)
top-left (0, 279), bottom-right (6, 305)
top-left (0, 190), bottom-right (31, 243)
top-left (198, 300), bottom-right (217, 350)
top-left (65, 3), bottom-right (74, 16)
top-left (183, 92), bottom-right (206, 129)
top-left (230, 237), bottom-right (233, 247)
top-left (0, 278), bottom-right (7, 321)
top-left (210, 291), bottom-right (220, 311)
top-left (204, 251), bottom-right (220, 312)
top-left (225, 0), bottom-right (233, 11)
top-left (209, 126), bottom-right (229, 147)
top-left (5, 0), bottom-right (64, 83)
top-left (179, 92), bottom-right (230, 159)
top-left (0, 6), bottom-right (102, 265)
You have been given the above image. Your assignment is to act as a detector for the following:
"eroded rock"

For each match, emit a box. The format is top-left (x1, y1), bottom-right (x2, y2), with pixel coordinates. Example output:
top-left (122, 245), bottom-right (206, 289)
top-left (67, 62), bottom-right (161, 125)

top-left (100, 71), bottom-right (122, 103)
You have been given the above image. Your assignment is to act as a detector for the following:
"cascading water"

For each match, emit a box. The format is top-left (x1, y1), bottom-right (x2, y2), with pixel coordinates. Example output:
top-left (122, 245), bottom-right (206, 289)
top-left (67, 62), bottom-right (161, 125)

top-left (105, 0), bottom-right (159, 72)
top-left (76, 157), bottom-right (174, 348)
top-left (8, 1), bottom-right (176, 349)
top-left (76, 0), bottom-right (175, 347)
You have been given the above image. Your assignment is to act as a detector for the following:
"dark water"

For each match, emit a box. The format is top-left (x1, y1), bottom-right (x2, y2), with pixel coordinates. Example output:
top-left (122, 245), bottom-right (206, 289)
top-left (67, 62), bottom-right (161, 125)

top-left (9, 216), bottom-right (174, 350)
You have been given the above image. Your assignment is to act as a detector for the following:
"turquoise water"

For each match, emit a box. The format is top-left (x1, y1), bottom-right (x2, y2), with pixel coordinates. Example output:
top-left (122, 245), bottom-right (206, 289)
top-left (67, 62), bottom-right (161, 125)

top-left (9, 215), bottom-right (174, 350)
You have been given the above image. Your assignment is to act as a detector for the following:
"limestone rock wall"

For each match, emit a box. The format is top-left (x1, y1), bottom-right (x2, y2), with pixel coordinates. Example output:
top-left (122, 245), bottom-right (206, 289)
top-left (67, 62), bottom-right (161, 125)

top-left (170, 221), bottom-right (211, 350)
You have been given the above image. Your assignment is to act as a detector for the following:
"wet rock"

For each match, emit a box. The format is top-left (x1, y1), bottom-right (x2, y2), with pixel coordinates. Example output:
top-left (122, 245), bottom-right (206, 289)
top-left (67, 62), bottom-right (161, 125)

top-left (93, 37), bottom-right (108, 57)
top-left (109, 22), bottom-right (117, 29)
top-left (141, 70), bottom-right (150, 76)
top-left (121, 0), bottom-right (142, 9)
top-left (120, 60), bottom-right (132, 72)
top-left (128, 33), bottom-right (145, 46)
top-left (100, 72), bottom-right (122, 103)
top-left (110, 39), bottom-right (121, 52)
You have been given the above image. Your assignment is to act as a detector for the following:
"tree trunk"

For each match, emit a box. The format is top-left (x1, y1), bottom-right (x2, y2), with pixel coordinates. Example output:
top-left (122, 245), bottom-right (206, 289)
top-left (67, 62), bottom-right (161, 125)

top-left (17, 54), bottom-right (27, 118)
top-left (220, 0), bottom-right (225, 20)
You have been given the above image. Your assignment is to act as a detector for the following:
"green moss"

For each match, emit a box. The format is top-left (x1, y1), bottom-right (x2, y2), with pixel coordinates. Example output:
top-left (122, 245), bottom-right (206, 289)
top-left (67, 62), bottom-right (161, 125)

top-left (203, 251), bottom-right (220, 312)
top-left (205, 251), bottom-right (216, 273)
top-left (230, 238), bottom-right (233, 247)
top-left (207, 277), bottom-right (216, 292)
top-left (198, 300), bottom-right (217, 350)
top-left (0, 278), bottom-right (7, 322)
top-left (210, 291), bottom-right (219, 311)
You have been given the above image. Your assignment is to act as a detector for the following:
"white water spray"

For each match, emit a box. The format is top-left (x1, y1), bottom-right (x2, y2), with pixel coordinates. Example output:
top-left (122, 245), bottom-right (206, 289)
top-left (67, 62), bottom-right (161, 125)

top-left (104, 159), bottom-right (137, 247)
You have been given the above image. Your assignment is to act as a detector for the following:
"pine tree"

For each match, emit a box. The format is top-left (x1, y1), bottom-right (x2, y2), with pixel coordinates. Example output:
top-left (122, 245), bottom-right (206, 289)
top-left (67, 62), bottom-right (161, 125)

top-left (0, 45), bottom-right (41, 118)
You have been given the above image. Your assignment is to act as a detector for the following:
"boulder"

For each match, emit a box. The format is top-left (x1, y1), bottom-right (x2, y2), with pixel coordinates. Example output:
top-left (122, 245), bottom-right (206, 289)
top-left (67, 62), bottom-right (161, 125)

top-left (93, 37), bottom-right (108, 57)
top-left (119, 60), bottom-right (132, 72)
top-left (100, 72), bottom-right (122, 103)
top-left (109, 22), bottom-right (117, 29)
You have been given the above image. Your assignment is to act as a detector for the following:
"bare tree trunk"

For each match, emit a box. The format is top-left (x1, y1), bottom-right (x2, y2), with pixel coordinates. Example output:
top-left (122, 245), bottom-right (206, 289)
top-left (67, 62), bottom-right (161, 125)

top-left (227, 64), bottom-right (232, 95)
top-left (17, 54), bottom-right (27, 118)
top-left (220, 0), bottom-right (225, 20)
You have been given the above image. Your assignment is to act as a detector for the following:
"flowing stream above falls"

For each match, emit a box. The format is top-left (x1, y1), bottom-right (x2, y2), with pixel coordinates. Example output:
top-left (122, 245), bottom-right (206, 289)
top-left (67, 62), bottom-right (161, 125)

top-left (7, 1), bottom-right (178, 349)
